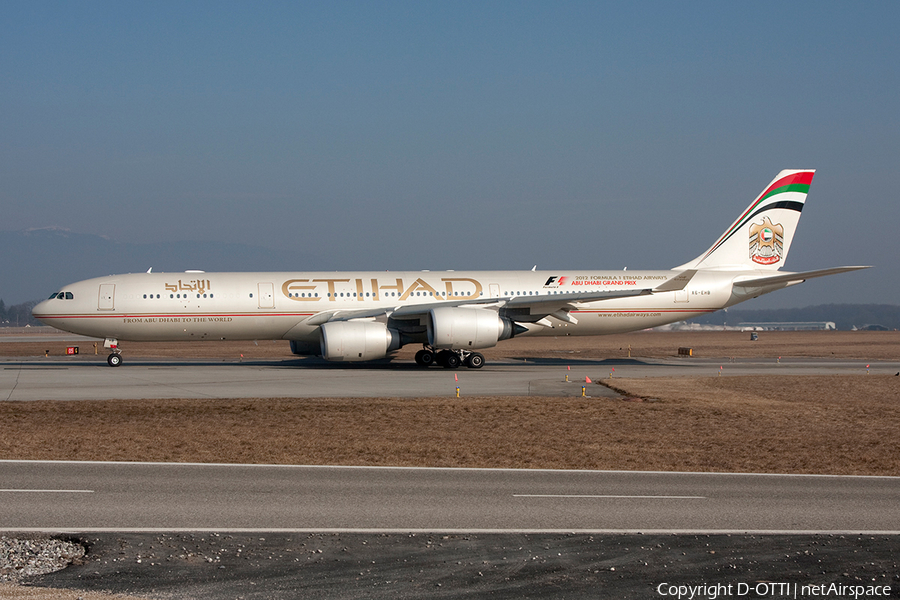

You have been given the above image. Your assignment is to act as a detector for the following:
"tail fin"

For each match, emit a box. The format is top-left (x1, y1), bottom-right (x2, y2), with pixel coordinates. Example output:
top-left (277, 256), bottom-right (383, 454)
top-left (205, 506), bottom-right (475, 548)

top-left (676, 169), bottom-right (815, 271)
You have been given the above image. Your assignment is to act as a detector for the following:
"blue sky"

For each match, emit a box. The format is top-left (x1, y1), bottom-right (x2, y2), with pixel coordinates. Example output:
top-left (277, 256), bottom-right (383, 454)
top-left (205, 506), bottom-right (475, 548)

top-left (2, 1), bottom-right (897, 308)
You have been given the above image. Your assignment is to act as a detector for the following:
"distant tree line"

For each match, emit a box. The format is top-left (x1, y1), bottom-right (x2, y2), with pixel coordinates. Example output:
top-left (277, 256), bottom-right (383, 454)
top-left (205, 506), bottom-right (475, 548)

top-left (691, 304), bottom-right (900, 331)
top-left (0, 299), bottom-right (41, 327)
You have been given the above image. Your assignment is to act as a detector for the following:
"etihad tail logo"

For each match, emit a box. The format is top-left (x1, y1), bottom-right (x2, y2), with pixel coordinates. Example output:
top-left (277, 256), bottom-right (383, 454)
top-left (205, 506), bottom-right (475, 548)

top-left (749, 217), bottom-right (784, 265)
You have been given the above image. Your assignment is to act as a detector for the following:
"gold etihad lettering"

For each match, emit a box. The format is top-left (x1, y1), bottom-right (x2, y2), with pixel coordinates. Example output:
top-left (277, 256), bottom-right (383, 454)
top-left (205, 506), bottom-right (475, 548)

top-left (282, 279), bottom-right (319, 301)
top-left (398, 278), bottom-right (439, 300)
top-left (165, 279), bottom-right (211, 294)
top-left (442, 277), bottom-right (482, 298)
top-left (279, 277), bottom-right (483, 302)
top-left (380, 278), bottom-right (404, 297)
top-left (313, 279), bottom-right (351, 302)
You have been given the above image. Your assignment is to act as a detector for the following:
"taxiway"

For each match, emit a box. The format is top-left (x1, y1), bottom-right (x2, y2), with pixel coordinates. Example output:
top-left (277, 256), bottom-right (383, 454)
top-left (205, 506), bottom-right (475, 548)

top-left (2, 356), bottom-right (897, 401)
top-left (2, 461), bottom-right (899, 534)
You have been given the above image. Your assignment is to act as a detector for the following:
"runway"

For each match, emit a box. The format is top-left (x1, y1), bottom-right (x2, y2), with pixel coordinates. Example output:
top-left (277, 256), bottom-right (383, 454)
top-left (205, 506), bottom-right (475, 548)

top-left (3, 355), bottom-right (897, 400)
top-left (2, 460), bottom-right (898, 534)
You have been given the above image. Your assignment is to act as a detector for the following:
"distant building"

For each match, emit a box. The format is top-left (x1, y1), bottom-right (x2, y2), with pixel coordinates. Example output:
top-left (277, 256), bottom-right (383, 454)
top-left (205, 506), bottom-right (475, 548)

top-left (738, 321), bottom-right (836, 331)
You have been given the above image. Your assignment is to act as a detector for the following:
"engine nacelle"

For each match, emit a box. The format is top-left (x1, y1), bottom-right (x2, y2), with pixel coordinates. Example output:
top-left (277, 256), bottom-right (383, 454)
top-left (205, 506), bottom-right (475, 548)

top-left (319, 321), bottom-right (400, 362)
top-left (289, 340), bottom-right (320, 356)
top-left (428, 307), bottom-right (516, 350)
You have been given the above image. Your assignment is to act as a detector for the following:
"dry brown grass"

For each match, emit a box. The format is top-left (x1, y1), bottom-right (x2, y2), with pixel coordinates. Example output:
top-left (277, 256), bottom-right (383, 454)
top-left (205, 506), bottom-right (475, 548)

top-left (1, 329), bottom-right (898, 360)
top-left (2, 374), bottom-right (898, 475)
top-left (0, 583), bottom-right (140, 600)
top-left (2, 330), bottom-right (898, 475)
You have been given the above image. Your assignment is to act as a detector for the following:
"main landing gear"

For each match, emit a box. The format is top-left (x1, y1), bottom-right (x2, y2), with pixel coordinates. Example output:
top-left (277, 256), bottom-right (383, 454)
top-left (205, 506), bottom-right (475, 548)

top-left (414, 346), bottom-right (485, 369)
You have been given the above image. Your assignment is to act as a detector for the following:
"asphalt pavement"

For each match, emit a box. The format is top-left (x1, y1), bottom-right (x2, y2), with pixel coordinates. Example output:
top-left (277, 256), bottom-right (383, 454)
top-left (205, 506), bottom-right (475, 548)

top-left (2, 461), bottom-right (898, 534)
top-left (2, 355), bottom-right (897, 401)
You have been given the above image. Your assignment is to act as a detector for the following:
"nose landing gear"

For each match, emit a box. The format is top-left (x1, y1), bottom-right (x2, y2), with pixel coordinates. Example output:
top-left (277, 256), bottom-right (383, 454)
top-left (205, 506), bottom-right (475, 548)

top-left (105, 338), bottom-right (122, 367)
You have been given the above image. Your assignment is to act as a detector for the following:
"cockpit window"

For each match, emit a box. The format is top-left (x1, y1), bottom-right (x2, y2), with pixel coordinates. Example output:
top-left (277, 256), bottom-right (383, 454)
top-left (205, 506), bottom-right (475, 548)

top-left (65, 292), bottom-right (74, 300)
top-left (49, 292), bottom-right (60, 299)
top-left (57, 292), bottom-right (65, 300)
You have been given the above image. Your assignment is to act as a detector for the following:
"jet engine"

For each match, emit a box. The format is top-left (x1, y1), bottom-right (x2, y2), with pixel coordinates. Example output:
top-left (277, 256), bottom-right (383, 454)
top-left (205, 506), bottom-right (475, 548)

top-left (427, 307), bottom-right (518, 350)
top-left (319, 321), bottom-right (400, 362)
top-left (289, 340), bottom-right (320, 356)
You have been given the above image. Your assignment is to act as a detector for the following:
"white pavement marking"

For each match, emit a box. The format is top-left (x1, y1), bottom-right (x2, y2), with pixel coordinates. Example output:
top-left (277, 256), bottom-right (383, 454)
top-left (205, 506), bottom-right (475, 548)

top-left (513, 494), bottom-right (706, 499)
top-left (2, 528), bottom-right (900, 535)
top-left (0, 489), bottom-right (94, 493)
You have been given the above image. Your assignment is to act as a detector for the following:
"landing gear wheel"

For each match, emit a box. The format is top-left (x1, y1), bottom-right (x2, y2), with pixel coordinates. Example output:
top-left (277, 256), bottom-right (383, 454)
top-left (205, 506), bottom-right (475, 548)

top-left (443, 353), bottom-right (461, 369)
top-left (435, 350), bottom-right (453, 367)
top-left (465, 352), bottom-right (485, 369)
top-left (415, 349), bottom-right (435, 367)
top-left (107, 353), bottom-right (122, 367)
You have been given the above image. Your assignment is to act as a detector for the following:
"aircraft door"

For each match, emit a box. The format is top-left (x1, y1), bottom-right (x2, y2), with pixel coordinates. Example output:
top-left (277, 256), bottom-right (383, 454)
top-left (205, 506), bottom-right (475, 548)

top-left (489, 284), bottom-right (500, 298)
top-left (258, 282), bottom-right (275, 309)
top-left (98, 284), bottom-right (115, 310)
top-left (674, 289), bottom-right (689, 303)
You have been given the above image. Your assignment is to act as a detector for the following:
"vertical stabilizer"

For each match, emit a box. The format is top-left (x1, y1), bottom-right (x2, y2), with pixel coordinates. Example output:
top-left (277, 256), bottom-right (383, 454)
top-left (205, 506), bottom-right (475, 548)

top-left (677, 169), bottom-right (815, 271)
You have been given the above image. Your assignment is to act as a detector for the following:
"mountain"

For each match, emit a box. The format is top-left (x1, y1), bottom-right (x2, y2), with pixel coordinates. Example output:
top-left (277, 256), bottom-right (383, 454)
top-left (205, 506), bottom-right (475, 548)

top-left (0, 228), bottom-right (323, 305)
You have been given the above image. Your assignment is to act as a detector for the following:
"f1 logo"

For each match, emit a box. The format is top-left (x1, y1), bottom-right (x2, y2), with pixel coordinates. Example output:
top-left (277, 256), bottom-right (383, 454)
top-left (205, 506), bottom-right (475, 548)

top-left (544, 276), bottom-right (567, 287)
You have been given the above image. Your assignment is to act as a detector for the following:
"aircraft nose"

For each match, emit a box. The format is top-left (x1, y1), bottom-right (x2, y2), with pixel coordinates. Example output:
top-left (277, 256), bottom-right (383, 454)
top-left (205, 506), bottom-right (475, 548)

top-left (32, 299), bottom-right (52, 320)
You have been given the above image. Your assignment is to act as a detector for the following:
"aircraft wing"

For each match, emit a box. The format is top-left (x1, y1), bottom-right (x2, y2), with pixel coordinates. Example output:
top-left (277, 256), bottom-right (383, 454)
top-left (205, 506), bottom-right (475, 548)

top-left (305, 270), bottom-right (697, 326)
top-left (732, 266), bottom-right (871, 289)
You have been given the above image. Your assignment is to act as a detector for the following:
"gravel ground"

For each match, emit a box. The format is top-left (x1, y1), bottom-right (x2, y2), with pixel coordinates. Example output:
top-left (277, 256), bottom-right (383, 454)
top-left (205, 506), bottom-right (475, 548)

top-left (6, 533), bottom-right (899, 599)
top-left (0, 538), bottom-right (84, 583)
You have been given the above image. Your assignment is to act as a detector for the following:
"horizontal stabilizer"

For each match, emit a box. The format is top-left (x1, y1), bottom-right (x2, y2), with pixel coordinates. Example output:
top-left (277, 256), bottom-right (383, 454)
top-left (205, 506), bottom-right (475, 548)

top-left (733, 266), bottom-right (870, 288)
top-left (653, 270), bottom-right (696, 292)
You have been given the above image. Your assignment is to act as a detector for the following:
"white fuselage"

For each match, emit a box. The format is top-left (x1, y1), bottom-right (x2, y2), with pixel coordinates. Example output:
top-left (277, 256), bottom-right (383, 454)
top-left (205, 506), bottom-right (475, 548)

top-left (33, 268), bottom-right (748, 344)
top-left (30, 169), bottom-right (868, 366)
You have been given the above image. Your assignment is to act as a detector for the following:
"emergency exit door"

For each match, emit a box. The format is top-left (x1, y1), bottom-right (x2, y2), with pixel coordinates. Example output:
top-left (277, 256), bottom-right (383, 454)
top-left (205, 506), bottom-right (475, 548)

top-left (98, 284), bottom-right (115, 310)
top-left (258, 282), bottom-right (275, 309)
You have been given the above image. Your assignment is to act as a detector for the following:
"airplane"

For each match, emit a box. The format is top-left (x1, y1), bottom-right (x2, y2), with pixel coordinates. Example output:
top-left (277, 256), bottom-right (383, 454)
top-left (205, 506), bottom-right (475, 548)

top-left (32, 169), bottom-right (868, 368)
